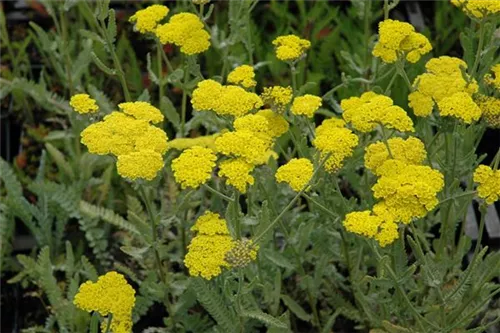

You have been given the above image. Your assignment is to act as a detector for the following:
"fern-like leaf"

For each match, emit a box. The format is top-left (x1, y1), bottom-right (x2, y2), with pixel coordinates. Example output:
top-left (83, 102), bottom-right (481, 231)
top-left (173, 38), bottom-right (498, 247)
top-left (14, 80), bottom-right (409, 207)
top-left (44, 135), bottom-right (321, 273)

top-left (79, 201), bottom-right (140, 235)
top-left (241, 310), bottom-right (288, 329)
top-left (0, 158), bottom-right (22, 197)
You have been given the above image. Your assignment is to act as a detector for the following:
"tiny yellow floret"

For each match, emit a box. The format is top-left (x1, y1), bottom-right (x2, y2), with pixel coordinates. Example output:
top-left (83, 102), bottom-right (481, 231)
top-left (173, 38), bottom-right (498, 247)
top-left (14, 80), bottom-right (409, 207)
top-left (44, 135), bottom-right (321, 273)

top-left (275, 158), bottom-right (313, 192)
top-left (261, 86), bottom-right (293, 113)
top-left (218, 158), bottom-right (255, 193)
top-left (272, 35), bottom-right (311, 62)
top-left (437, 92), bottom-right (482, 124)
top-left (171, 146), bottom-right (217, 188)
top-left (156, 13), bottom-right (210, 55)
top-left (129, 5), bottom-right (169, 34)
top-left (473, 165), bottom-right (500, 205)
top-left (227, 65), bottom-right (257, 88)
top-left (117, 150), bottom-right (164, 181)
top-left (118, 101), bottom-right (164, 124)
top-left (291, 94), bottom-right (322, 118)
top-left (70, 94), bottom-right (98, 114)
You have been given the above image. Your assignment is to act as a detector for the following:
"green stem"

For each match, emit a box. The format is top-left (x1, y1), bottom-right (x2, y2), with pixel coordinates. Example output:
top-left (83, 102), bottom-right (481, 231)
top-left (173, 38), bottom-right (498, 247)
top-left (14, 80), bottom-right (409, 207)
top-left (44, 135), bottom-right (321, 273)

top-left (253, 153), bottom-right (330, 243)
top-left (302, 193), bottom-right (338, 218)
top-left (470, 18), bottom-right (486, 79)
top-left (104, 314), bottom-right (113, 333)
top-left (395, 59), bottom-right (413, 91)
top-left (290, 63), bottom-right (298, 93)
top-left (157, 39), bottom-right (164, 107)
top-left (180, 55), bottom-right (189, 137)
top-left (380, 126), bottom-right (394, 158)
top-left (203, 184), bottom-right (235, 202)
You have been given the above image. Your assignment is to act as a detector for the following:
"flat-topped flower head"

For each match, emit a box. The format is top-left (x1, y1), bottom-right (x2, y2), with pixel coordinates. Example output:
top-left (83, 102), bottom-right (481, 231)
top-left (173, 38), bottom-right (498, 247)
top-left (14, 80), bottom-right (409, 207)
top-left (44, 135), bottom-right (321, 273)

top-left (117, 150), bottom-right (164, 181)
top-left (167, 134), bottom-right (219, 151)
top-left (485, 64), bottom-right (500, 89)
top-left (275, 158), bottom-right (313, 192)
top-left (437, 92), bottom-right (482, 124)
top-left (118, 101), bottom-right (164, 124)
top-left (408, 56), bottom-right (478, 117)
top-left (156, 13), bottom-right (210, 55)
top-left (272, 35), bottom-right (311, 62)
top-left (451, 0), bottom-right (500, 18)
top-left (365, 137), bottom-right (426, 176)
top-left (74, 271), bottom-right (135, 333)
top-left (218, 158), bottom-right (255, 193)
top-left (372, 19), bottom-right (432, 64)
top-left (129, 5), bottom-right (169, 34)
top-left (372, 162), bottom-right (444, 223)
top-left (171, 146), bottom-right (217, 188)
top-left (313, 119), bottom-right (358, 172)
top-left (261, 86), bottom-right (293, 113)
top-left (291, 94), bottom-right (322, 118)
top-left (215, 130), bottom-right (272, 165)
top-left (184, 212), bottom-right (233, 280)
top-left (70, 94), bottom-right (98, 114)
top-left (256, 109), bottom-right (289, 138)
top-left (476, 94), bottom-right (500, 128)
top-left (473, 165), bottom-right (500, 205)
top-left (227, 65), bottom-right (257, 89)
top-left (341, 92), bottom-right (414, 133)
top-left (192, 80), bottom-right (263, 117)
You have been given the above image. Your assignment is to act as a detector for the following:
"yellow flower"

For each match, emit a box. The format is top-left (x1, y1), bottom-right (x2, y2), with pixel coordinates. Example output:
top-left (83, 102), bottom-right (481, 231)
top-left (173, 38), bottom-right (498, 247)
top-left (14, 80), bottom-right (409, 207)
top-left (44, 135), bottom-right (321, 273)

top-left (215, 130), bottom-right (272, 165)
top-left (70, 94), bottom-right (98, 114)
top-left (167, 134), bottom-right (219, 151)
top-left (116, 150), bottom-right (164, 181)
top-left (171, 146), bottom-right (216, 189)
top-left (485, 64), bottom-right (500, 89)
top-left (473, 165), bottom-right (500, 205)
top-left (191, 211), bottom-right (230, 236)
top-left (365, 137), bottom-right (426, 176)
top-left (156, 13), bottom-right (210, 55)
top-left (372, 19), bottom-right (432, 64)
top-left (341, 92), bottom-right (414, 133)
top-left (256, 109), bottom-right (289, 138)
top-left (233, 114), bottom-right (271, 139)
top-left (437, 92), bottom-right (482, 124)
top-left (313, 119), bottom-right (358, 172)
top-left (374, 222), bottom-right (399, 247)
top-left (134, 126), bottom-right (169, 154)
top-left (118, 101), bottom-right (164, 124)
top-left (275, 158), bottom-right (313, 192)
top-left (409, 56), bottom-right (479, 117)
top-left (191, 80), bottom-right (263, 117)
top-left (184, 211), bottom-right (233, 280)
top-left (129, 5), bottom-right (169, 34)
top-left (225, 239), bottom-right (258, 268)
top-left (74, 272), bottom-right (135, 333)
top-left (290, 94), bottom-right (322, 118)
top-left (372, 161), bottom-right (444, 223)
top-left (272, 35), bottom-right (311, 62)
top-left (218, 158), bottom-right (255, 193)
top-left (261, 86), bottom-right (293, 113)
top-left (476, 94), bottom-right (500, 128)
top-left (451, 0), bottom-right (500, 18)
top-left (227, 65), bottom-right (257, 88)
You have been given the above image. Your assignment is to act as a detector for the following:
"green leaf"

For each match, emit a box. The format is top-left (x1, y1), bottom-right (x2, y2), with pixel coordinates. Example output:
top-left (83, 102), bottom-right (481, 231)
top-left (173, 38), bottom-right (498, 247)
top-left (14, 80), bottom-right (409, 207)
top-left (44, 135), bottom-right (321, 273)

top-left (167, 68), bottom-right (184, 84)
top-left (137, 89), bottom-right (151, 102)
top-left (91, 52), bottom-right (116, 76)
top-left (280, 294), bottom-right (311, 322)
top-left (147, 53), bottom-right (159, 85)
top-left (79, 29), bottom-right (106, 45)
top-left (242, 310), bottom-right (287, 329)
top-left (120, 245), bottom-right (151, 260)
top-left (264, 250), bottom-right (294, 270)
top-left (107, 9), bottom-right (117, 45)
top-left (0, 158), bottom-right (22, 197)
top-left (161, 96), bottom-right (180, 129)
top-left (45, 143), bottom-right (75, 180)
top-left (79, 201), bottom-right (141, 236)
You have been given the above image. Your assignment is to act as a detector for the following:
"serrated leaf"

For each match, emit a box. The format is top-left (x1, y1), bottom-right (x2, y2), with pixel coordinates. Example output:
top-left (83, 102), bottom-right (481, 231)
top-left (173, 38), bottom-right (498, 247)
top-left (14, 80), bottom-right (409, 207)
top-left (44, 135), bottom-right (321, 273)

top-left (137, 89), bottom-right (150, 102)
top-left (264, 250), bottom-right (294, 270)
top-left (79, 29), bottom-right (106, 45)
top-left (91, 52), bottom-right (116, 76)
top-left (120, 245), bottom-right (151, 260)
top-left (161, 96), bottom-right (180, 129)
top-left (280, 294), bottom-right (311, 322)
top-left (45, 143), bottom-right (75, 180)
top-left (107, 9), bottom-right (117, 45)
top-left (242, 310), bottom-right (287, 329)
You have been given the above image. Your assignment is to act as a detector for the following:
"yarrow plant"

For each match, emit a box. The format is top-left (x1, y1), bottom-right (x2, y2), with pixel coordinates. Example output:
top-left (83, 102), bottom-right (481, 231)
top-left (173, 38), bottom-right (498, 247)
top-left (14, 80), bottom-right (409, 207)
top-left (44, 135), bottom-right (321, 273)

top-left (2, 1), bottom-right (500, 333)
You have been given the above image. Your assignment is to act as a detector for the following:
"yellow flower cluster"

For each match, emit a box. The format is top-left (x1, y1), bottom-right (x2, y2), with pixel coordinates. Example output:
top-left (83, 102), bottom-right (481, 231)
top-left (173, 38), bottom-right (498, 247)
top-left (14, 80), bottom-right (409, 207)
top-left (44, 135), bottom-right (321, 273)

top-left (365, 137), bottom-right (426, 176)
top-left (118, 102), bottom-right (164, 124)
top-left (343, 208), bottom-right (399, 247)
top-left (451, 0), bottom-right (500, 18)
top-left (485, 64), bottom-right (500, 89)
top-left (408, 56), bottom-right (478, 117)
top-left (372, 160), bottom-right (444, 223)
top-left (372, 19), bottom-right (432, 64)
top-left (437, 92), bottom-right (482, 124)
top-left (156, 13), bottom-right (210, 55)
top-left (167, 134), bottom-right (219, 151)
top-left (272, 35), bottom-right (311, 62)
top-left (129, 5), bottom-right (169, 34)
top-left (80, 101), bottom-right (168, 181)
top-left (476, 95), bottom-right (500, 128)
top-left (291, 94), bottom-right (322, 118)
top-left (70, 94), bottom-right (98, 114)
top-left (184, 211), bottom-right (234, 280)
top-left (74, 272), bottom-right (135, 333)
top-left (225, 239), bottom-right (259, 268)
top-left (191, 79), bottom-right (263, 117)
top-left (473, 165), bottom-right (500, 205)
top-left (275, 158), bottom-right (313, 192)
top-left (313, 118), bottom-right (359, 172)
top-left (261, 86), bottom-right (293, 113)
top-left (171, 146), bottom-right (217, 189)
top-left (256, 109), bottom-right (289, 138)
top-left (227, 65), bottom-right (257, 89)
top-left (218, 158), bottom-right (255, 193)
top-left (341, 92), bottom-right (414, 133)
